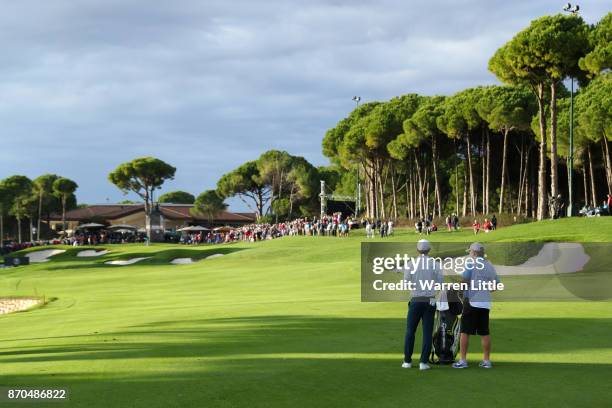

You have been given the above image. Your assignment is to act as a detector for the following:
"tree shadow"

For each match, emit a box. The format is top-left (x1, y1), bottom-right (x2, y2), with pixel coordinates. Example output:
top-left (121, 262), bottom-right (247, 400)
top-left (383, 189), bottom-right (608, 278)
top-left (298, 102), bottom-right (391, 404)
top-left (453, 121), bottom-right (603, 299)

top-left (2, 315), bottom-right (611, 362)
top-left (1, 315), bottom-right (610, 407)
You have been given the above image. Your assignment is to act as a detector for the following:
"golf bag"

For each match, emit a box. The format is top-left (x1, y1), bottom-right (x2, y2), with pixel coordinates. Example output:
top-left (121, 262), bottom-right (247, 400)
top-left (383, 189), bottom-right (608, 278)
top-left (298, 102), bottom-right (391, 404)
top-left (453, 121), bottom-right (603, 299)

top-left (430, 289), bottom-right (463, 364)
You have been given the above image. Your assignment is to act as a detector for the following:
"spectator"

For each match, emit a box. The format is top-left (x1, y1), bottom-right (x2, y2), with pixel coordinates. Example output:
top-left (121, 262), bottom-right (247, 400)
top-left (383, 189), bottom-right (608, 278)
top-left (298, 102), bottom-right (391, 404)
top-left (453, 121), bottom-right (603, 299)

top-left (483, 218), bottom-right (492, 233)
top-left (423, 218), bottom-right (431, 236)
top-left (472, 220), bottom-right (481, 235)
top-left (415, 219), bottom-right (423, 235)
top-left (365, 220), bottom-right (375, 238)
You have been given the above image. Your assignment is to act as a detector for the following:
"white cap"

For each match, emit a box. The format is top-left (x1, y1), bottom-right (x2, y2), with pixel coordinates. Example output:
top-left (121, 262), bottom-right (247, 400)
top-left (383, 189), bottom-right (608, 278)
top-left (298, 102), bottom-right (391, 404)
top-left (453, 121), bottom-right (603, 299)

top-left (417, 239), bottom-right (431, 252)
top-left (467, 242), bottom-right (484, 253)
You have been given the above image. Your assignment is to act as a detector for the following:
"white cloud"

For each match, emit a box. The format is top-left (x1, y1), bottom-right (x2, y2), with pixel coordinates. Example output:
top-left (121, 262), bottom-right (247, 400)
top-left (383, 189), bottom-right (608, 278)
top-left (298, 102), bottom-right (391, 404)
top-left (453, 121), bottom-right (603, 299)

top-left (0, 0), bottom-right (609, 206)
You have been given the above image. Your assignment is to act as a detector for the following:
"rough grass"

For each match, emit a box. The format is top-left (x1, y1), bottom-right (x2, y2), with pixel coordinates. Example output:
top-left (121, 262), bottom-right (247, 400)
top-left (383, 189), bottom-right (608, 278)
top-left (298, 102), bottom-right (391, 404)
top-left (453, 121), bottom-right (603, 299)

top-left (0, 217), bottom-right (611, 407)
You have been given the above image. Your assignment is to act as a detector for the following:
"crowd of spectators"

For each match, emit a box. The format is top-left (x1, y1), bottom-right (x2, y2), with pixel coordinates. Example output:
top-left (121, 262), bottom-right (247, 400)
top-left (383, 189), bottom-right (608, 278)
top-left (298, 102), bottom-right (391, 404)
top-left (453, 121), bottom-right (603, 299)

top-left (364, 219), bottom-right (394, 238)
top-left (0, 240), bottom-right (61, 256)
top-left (413, 213), bottom-right (500, 235)
top-left (472, 215), bottom-right (497, 235)
top-left (61, 231), bottom-right (148, 246)
top-left (7, 195), bottom-right (609, 256)
top-left (579, 194), bottom-right (612, 217)
top-left (179, 214), bottom-right (358, 244)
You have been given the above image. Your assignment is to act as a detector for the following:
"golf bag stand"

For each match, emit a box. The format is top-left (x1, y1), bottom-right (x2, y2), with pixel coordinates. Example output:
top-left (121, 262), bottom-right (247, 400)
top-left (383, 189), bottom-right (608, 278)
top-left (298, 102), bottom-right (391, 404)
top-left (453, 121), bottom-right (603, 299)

top-left (430, 289), bottom-right (462, 365)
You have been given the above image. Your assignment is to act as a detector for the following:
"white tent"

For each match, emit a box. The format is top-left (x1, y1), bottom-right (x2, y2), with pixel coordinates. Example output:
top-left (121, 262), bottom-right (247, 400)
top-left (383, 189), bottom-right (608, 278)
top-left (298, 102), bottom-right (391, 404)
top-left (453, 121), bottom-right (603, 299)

top-left (76, 223), bottom-right (105, 229)
top-left (177, 226), bottom-right (210, 232)
top-left (108, 224), bottom-right (138, 230)
top-left (213, 226), bottom-right (233, 232)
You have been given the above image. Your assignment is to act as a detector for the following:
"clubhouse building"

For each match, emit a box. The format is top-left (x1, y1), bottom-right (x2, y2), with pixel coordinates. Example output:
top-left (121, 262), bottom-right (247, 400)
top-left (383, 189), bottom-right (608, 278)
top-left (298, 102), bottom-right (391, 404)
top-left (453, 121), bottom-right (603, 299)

top-left (48, 203), bottom-right (257, 233)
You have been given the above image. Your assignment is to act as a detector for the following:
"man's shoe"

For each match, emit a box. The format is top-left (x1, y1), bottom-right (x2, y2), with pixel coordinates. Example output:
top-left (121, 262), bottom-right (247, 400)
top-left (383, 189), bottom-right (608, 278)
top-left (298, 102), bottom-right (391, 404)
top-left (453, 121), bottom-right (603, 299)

top-left (478, 360), bottom-right (493, 368)
top-left (419, 363), bottom-right (431, 371)
top-left (452, 360), bottom-right (469, 368)
top-left (401, 362), bottom-right (412, 368)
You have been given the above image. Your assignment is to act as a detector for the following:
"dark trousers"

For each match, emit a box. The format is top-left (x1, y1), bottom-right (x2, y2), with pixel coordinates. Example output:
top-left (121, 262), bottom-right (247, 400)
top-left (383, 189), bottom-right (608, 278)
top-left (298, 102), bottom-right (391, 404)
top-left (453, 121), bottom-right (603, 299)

top-left (404, 299), bottom-right (435, 364)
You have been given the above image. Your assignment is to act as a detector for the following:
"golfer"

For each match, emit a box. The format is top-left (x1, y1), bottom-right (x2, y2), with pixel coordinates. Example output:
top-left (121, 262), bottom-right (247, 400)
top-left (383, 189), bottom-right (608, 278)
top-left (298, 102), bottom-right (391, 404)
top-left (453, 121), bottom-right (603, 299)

top-left (453, 242), bottom-right (500, 369)
top-left (402, 239), bottom-right (443, 371)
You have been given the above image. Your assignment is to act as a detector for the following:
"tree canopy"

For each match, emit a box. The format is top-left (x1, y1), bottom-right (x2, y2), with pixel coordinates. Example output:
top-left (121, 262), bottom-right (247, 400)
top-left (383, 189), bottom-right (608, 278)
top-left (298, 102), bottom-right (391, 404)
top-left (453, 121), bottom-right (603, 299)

top-left (108, 157), bottom-right (176, 214)
top-left (158, 191), bottom-right (195, 204)
top-left (580, 12), bottom-right (612, 77)
top-left (192, 190), bottom-right (228, 223)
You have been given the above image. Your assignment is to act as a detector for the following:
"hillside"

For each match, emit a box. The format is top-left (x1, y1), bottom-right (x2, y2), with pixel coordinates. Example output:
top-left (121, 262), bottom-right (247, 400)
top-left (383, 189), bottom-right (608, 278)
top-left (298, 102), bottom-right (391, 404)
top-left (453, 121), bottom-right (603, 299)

top-left (1, 217), bottom-right (611, 407)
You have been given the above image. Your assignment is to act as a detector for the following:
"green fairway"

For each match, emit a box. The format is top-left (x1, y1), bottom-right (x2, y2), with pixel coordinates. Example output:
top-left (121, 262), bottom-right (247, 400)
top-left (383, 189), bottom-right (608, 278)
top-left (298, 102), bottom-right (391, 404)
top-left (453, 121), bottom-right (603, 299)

top-left (1, 218), bottom-right (612, 407)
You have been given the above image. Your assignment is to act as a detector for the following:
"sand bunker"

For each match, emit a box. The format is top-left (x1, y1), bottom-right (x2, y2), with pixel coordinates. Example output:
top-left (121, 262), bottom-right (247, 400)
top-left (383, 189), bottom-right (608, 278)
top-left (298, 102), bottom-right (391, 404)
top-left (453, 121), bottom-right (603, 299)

top-left (105, 257), bottom-right (150, 266)
top-left (170, 258), bottom-right (194, 264)
top-left (442, 243), bottom-right (589, 276)
top-left (25, 249), bottom-right (66, 263)
top-left (495, 243), bottom-right (589, 275)
top-left (170, 254), bottom-right (224, 264)
top-left (77, 250), bottom-right (109, 257)
top-left (0, 298), bottom-right (42, 315)
top-left (206, 254), bottom-right (224, 260)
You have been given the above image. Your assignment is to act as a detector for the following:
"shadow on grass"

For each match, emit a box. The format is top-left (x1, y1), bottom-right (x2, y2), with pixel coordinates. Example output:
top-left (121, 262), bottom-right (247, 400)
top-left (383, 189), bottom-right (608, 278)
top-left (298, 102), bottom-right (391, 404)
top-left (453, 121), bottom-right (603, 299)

top-left (2, 315), bottom-right (611, 407)
top-left (2, 360), bottom-right (611, 408)
top-left (2, 315), bottom-right (612, 361)
top-left (2, 317), bottom-right (612, 407)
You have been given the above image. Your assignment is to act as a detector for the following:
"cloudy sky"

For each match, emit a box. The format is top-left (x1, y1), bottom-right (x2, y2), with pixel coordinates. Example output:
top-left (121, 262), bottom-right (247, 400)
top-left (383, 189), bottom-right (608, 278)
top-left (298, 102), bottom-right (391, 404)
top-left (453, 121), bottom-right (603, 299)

top-left (0, 0), bottom-right (609, 208)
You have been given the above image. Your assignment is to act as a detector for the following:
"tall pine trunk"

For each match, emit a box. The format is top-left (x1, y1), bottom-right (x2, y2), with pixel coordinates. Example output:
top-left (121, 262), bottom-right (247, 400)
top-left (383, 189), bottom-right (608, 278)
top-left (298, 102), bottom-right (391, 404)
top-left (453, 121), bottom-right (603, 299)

top-left (378, 159), bottom-right (386, 219)
top-left (522, 146), bottom-right (531, 216)
top-left (17, 216), bottom-right (22, 243)
top-left (582, 162), bottom-right (589, 207)
top-left (462, 166), bottom-right (468, 217)
top-left (432, 136), bottom-right (442, 218)
top-left (390, 166), bottom-right (398, 220)
top-left (366, 159), bottom-right (377, 219)
top-left (405, 180), bottom-right (411, 219)
top-left (455, 165), bottom-right (459, 216)
top-left (481, 130), bottom-right (486, 214)
top-left (549, 82), bottom-right (559, 200)
top-left (465, 133), bottom-right (476, 215)
top-left (414, 152), bottom-right (424, 218)
top-left (517, 139), bottom-right (524, 215)
top-left (37, 192), bottom-right (43, 241)
top-left (499, 128), bottom-right (509, 214)
top-left (61, 197), bottom-right (67, 237)
top-left (454, 142), bottom-right (459, 215)
top-left (424, 163), bottom-right (430, 217)
top-left (485, 129), bottom-right (490, 214)
top-left (588, 144), bottom-right (597, 207)
top-left (531, 151), bottom-right (538, 218)
top-left (602, 137), bottom-right (612, 195)
top-left (365, 175), bottom-right (370, 219)
top-left (288, 184), bottom-right (295, 219)
top-left (407, 160), bottom-right (414, 218)
top-left (536, 84), bottom-right (548, 220)
top-left (257, 190), bottom-right (264, 219)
